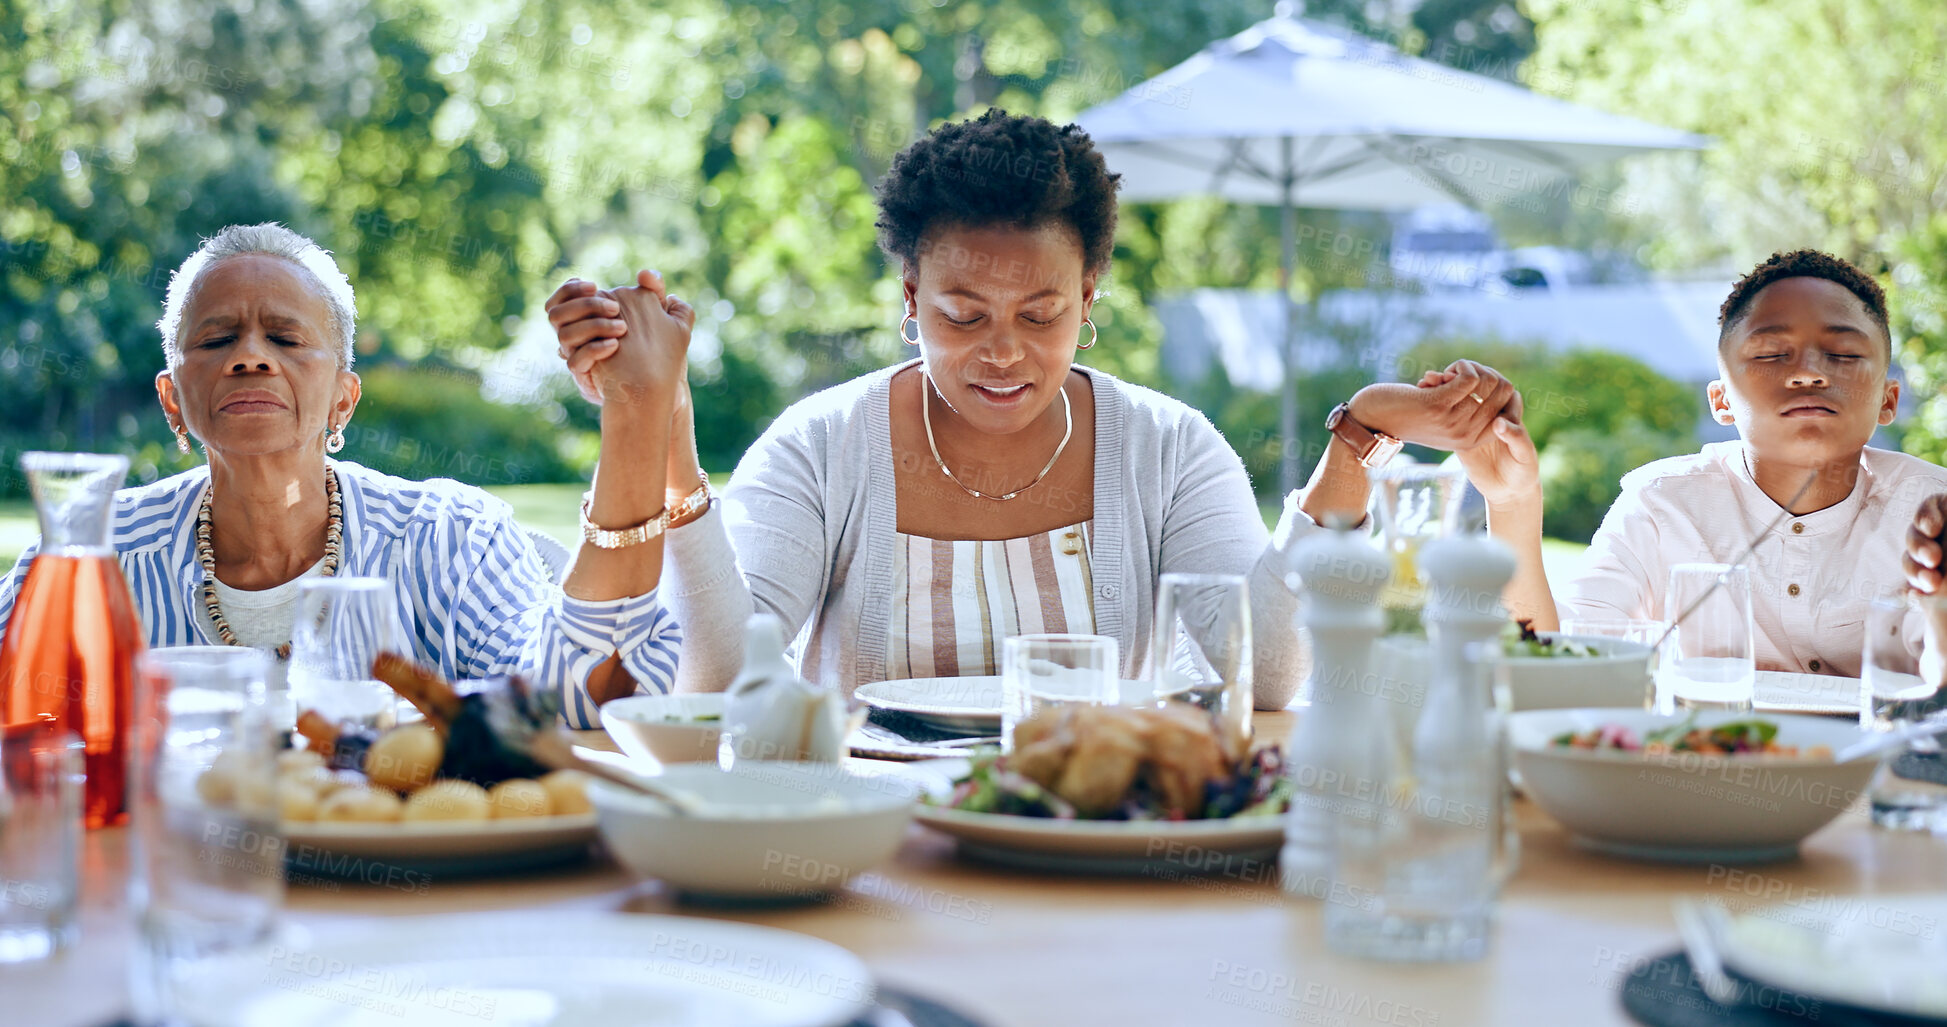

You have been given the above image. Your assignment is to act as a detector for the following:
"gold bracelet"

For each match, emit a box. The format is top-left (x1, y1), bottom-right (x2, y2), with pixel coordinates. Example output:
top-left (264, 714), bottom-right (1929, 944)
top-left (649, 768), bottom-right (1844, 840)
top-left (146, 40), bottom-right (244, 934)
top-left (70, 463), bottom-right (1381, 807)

top-left (580, 492), bottom-right (670, 549)
top-left (666, 472), bottom-right (712, 527)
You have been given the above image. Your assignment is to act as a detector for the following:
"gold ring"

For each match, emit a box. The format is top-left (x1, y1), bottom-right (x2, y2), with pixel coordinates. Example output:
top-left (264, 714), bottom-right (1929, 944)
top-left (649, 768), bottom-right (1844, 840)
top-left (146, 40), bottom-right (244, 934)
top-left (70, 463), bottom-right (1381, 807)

top-left (1469, 392), bottom-right (1485, 405)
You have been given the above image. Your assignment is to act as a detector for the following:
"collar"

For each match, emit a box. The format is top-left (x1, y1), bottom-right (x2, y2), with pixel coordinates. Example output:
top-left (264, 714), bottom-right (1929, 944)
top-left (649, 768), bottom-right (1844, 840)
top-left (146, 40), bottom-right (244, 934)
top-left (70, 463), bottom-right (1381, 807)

top-left (1727, 444), bottom-right (1872, 538)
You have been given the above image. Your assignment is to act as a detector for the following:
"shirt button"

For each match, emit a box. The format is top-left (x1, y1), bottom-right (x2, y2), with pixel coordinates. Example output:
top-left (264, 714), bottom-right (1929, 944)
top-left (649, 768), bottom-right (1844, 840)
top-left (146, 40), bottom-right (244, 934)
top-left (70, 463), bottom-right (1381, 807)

top-left (1792, 522), bottom-right (1805, 534)
top-left (1809, 659), bottom-right (1822, 672)
top-left (1787, 583), bottom-right (1801, 597)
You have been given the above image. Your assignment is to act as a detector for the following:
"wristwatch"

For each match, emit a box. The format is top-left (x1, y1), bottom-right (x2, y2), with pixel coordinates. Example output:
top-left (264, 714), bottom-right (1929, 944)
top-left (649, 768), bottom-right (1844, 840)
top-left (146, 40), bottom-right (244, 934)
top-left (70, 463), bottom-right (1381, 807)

top-left (1324, 402), bottom-right (1403, 469)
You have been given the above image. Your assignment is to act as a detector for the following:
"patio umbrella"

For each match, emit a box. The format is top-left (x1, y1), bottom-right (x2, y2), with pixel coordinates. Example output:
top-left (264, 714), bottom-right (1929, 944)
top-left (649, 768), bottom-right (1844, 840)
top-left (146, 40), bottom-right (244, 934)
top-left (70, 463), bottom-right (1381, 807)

top-left (1076, 1), bottom-right (1709, 493)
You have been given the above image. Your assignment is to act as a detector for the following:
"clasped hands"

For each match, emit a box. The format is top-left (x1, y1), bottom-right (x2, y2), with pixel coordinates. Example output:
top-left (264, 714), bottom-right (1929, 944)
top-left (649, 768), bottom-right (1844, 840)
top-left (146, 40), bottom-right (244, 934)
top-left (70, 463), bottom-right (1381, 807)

top-left (1352, 359), bottom-right (1540, 510)
top-left (545, 270), bottom-right (694, 411)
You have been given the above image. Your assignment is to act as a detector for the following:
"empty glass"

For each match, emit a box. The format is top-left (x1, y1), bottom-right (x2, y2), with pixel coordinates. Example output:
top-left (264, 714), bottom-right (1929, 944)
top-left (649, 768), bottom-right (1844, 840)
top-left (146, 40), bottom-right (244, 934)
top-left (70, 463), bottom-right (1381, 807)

top-left (1860, 597), bottom-right (1947, 831)
top-left (287, 577), bottom-right (409, 733)
top-left (129, 646), bottom-right (282, 1024)
top-left (1151, 573), bottom-right (1252, 742)
top-left (1001, 634), bottom-right (1118, 751)
top-left (1655, 564), bottom-right (1755, 711)
top-left (0, 721), bottom-right (82, 962)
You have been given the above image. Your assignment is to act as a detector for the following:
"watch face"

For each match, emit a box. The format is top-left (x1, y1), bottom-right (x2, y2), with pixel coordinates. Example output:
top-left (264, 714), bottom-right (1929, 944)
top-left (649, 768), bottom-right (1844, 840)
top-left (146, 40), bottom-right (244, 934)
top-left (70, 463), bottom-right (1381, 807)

top-left (1324, 403), bottom-right (1347, 430)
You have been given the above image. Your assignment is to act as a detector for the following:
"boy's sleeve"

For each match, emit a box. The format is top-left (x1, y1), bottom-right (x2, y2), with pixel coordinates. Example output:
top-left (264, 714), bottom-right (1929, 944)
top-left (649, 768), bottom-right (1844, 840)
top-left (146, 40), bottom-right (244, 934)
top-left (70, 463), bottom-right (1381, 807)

top-left (1559, 480), bottom-right (1663, 625)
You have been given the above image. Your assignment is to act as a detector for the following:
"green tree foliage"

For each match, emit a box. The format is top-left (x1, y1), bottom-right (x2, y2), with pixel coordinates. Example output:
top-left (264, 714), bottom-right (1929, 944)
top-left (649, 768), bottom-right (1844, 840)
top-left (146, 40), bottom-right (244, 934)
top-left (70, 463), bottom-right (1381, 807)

top-left (3, 0), bottom-right (1545, 499)
top-left (1525, 0), bottom-right (1947, 465)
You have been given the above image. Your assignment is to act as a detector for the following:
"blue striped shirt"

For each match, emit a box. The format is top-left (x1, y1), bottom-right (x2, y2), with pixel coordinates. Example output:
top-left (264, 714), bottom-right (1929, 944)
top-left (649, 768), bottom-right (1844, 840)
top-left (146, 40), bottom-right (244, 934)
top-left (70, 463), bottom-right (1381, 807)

top-left (0, 460), bottom-right (678, 728)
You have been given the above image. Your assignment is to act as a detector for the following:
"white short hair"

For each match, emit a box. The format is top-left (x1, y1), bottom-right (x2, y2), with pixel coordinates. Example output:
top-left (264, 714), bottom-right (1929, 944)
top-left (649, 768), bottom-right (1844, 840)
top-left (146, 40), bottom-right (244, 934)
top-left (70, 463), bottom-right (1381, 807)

top-left (156, 223), bottom-right (357, 369)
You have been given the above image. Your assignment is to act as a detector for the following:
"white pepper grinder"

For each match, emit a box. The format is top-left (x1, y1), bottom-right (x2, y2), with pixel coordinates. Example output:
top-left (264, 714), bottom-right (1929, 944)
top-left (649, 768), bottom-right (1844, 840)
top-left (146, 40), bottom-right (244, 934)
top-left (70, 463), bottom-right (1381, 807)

top-left (1280, 521), bottom-right (1395, 898)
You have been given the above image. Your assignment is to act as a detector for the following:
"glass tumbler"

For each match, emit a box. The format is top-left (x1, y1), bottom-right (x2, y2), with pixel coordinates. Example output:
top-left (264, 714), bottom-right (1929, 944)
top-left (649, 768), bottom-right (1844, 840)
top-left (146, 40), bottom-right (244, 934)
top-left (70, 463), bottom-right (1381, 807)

top-left (129, 646), bottom-right (283, 1025)
top-left (1151, 573), bottom-right (1253, 744)
top-left (0, 720), bottom-right (83, 962)
top-left (1001, 634), bottom-right (1118, 751)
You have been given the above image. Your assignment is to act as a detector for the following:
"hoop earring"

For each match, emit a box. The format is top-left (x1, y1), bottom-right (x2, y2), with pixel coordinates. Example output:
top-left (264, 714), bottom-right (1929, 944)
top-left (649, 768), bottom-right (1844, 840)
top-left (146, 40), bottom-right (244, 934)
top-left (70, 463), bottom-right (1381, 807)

top-left (173, 425), bottom-right (191, 454)
top-left (900, 314), bottom-right (921, 346)
top-left (1077, 318), bottom-right (1098, 350)
top-left (325, 425), bottom-right (347, 454)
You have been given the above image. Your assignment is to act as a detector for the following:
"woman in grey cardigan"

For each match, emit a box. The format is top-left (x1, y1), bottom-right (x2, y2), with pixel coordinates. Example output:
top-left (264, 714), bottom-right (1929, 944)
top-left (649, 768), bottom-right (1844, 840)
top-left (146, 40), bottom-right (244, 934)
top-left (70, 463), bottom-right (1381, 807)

top-left (546, 110), bottom-right (1520, 710)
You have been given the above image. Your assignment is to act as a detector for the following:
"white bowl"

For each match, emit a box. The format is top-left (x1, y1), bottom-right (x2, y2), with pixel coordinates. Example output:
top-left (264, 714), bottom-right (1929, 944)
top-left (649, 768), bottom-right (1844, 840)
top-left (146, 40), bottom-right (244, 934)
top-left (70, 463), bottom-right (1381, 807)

top-left (1502, 634), bottom-right (1653, 711)
top-left (600, 694), bottom-right (725, 766)
top-left (1509, 708), bottom-right (1877, 862)
top-left (590, 761), bottom-right (918, 899)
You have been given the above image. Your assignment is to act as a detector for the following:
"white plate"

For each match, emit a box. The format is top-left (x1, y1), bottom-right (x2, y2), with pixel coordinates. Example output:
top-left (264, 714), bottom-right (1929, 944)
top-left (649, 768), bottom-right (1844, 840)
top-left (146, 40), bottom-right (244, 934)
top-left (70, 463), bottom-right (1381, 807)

top-left (856, 676), bottom-right (1150, 734)
top-left (174, 910), bottom-right (875, 1027)
top-left (1753, 671), bottom-right (1862, 717)
top-left (855, 677), bottom-right (1004, 733)
top-left (1718, 895), bottom-right (1947, 1020)
top-left (282, 814), bottom-right (599, 877)
top-left (908, 759), bottom-right (1282, 874)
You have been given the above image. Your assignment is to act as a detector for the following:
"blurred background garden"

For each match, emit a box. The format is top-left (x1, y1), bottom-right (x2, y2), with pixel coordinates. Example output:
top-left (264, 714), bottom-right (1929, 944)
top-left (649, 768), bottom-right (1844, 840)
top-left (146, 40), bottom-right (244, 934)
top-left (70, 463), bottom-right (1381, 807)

top-left (4, 0), bottom-right (1947, 565)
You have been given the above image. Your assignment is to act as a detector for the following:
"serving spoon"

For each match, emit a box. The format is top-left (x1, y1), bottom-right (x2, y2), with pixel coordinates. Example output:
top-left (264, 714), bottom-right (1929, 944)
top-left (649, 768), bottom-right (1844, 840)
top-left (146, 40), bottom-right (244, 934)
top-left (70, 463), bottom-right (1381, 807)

top-left (1650, 470), bottom-right (1819, 655)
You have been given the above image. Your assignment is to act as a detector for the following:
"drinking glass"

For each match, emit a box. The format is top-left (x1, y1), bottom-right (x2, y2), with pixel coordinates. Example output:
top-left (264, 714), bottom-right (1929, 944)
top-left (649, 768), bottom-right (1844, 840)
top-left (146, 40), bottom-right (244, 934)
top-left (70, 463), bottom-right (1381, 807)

top-left (1860, 597), bottom-right (1947, 831)
top-left (0, 721), bottom-right (83, 962)
top-left (1655, 564), bottom-right (1755, 711)
top-left (1151, 573), bottom-right (1252, 742)
top-left (1001, 634), bottom-right (1118, 751)
top-left (1559, 617), bottom-right (1669, 712)
top-left (288, 577), bottom-right (408, 733)
top-left (129, 646), bottom-right (282, 1025)
top-left (1371, 463), bottom-right (1466, 610)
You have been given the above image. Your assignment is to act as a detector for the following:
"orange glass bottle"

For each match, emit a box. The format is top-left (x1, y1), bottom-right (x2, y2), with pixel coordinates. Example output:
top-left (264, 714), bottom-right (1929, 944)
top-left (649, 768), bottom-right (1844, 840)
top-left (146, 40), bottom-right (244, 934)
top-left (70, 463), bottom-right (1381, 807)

top-left (0, 453), bottom-right (144, 828)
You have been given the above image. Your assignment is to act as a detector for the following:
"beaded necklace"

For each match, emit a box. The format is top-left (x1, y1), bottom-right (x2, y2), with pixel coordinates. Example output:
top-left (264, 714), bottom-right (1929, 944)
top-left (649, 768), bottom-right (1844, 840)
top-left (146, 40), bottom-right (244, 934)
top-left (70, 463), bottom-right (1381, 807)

top-left (196, 466), bottom-right (344, 660)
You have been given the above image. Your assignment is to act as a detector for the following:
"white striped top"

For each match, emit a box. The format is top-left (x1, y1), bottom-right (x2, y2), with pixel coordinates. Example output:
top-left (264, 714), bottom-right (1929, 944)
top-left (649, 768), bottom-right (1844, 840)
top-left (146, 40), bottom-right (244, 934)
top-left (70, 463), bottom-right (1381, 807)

top-left (885, 520), bottom-right (1097, 679)
top-left (0, 460), bottom-right (679, 729)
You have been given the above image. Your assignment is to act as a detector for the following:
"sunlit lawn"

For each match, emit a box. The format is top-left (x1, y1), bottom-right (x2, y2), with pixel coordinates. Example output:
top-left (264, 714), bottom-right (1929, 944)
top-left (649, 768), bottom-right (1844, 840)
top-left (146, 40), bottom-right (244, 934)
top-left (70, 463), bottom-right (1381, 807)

top-left (0, 483), bottom-right (1592, 583)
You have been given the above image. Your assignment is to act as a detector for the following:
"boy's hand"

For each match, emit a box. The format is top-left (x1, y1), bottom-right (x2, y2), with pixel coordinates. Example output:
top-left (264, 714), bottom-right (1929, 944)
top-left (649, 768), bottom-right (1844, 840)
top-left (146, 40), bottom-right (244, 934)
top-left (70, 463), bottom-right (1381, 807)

top-left (1348, 360), bottom-right (1518, 451)
top-left (1904, 493), bottom-right (1947, 594)
top-left (1454, 415), bottom-right (1541, 509)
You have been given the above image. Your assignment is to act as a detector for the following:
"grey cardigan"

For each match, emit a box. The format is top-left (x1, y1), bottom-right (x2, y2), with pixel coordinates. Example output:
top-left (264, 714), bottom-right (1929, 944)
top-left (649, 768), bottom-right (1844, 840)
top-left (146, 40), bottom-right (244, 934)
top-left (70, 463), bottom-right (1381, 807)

top-left (662, 360), bottom-right (1313, 709)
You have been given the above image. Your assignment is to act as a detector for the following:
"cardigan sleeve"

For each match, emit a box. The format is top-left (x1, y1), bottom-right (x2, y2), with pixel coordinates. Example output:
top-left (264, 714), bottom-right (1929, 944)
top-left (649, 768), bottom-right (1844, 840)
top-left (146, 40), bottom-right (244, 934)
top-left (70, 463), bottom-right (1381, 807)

top-left (1155, 412), bottom-right (1311, 710)
top-left (661, 412), bottom-right (835, 692)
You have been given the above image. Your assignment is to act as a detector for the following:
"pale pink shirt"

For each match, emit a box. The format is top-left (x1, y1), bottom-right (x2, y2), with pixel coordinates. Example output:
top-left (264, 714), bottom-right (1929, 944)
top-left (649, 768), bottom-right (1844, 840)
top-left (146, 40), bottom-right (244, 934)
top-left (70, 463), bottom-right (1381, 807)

top-left (1561, 441), bottom-right (1947, 675)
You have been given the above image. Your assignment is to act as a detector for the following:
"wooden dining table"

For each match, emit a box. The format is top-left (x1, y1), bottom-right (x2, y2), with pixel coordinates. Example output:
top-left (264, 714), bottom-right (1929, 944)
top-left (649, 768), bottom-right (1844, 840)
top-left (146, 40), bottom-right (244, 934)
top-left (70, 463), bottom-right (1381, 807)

top-left (13, 711), bottom-right (1945, 1027)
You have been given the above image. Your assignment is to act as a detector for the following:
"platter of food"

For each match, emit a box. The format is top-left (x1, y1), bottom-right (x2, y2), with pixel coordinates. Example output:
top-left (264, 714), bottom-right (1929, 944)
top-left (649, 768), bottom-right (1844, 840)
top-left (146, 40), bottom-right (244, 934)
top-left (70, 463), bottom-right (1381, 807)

top-left (910, 703), bottom-right (1287, 874)
top-left (204, 657), bottom-right (603, 875)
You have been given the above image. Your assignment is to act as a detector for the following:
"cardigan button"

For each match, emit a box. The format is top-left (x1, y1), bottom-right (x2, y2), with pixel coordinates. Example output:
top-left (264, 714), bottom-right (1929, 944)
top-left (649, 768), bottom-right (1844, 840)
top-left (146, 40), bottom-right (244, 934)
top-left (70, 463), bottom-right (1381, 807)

top-left (1099, 584), bottom-right (1120, 600)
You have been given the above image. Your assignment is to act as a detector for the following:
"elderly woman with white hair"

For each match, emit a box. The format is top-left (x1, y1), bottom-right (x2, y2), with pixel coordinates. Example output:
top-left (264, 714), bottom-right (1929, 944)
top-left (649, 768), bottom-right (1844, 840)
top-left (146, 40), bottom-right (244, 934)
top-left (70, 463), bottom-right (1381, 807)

top-left (0, 222), bottom-right (690, 727)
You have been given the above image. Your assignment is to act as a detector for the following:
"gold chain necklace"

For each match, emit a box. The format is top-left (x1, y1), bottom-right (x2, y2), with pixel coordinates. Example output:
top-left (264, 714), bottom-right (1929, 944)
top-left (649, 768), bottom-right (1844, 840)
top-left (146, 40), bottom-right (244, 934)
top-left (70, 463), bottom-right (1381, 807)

top-left (921, 376), bottom-right (1072, 501)
top-left (197, 466), bottom-right (344, 660)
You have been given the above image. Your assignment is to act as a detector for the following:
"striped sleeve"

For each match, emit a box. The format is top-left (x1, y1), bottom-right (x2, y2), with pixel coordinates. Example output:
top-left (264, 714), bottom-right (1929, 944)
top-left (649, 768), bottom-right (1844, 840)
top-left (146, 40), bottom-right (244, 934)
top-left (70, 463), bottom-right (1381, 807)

top-left (440, 506), bottom-right (676, 729)
top-left (0, 538), bottom-right (39, 631)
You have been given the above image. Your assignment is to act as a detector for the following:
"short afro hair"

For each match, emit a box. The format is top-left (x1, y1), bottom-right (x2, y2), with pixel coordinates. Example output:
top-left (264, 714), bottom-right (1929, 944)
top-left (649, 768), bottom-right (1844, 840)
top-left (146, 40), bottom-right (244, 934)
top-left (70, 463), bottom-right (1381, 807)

top-left (1718, 249), bottom-right (1890, 354)
top-left (875, 109), bottom-right (1121, 279)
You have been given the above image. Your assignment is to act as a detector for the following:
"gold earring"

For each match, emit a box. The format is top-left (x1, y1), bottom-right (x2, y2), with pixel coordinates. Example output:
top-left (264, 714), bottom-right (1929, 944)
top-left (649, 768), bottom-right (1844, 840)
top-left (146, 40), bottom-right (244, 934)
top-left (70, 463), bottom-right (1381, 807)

top-left (1077, 318), bottom-right (1098, 350)
top-left (900, 314), bottom-right (921, 345)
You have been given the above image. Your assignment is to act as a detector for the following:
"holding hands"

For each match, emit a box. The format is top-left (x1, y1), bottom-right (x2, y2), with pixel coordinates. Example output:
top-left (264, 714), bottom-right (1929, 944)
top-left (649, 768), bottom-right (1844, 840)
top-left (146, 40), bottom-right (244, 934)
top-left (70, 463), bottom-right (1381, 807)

top-left (1904, 494), bottom-right (1947, 595)
top-left (545, 270), bottom-right (695, 408)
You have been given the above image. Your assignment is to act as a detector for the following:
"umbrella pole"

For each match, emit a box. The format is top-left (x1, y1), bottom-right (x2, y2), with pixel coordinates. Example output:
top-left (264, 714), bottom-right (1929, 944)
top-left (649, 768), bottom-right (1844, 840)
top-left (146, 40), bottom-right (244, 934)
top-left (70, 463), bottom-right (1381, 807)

top-left (1277, 137), bottom-right (1299, 497)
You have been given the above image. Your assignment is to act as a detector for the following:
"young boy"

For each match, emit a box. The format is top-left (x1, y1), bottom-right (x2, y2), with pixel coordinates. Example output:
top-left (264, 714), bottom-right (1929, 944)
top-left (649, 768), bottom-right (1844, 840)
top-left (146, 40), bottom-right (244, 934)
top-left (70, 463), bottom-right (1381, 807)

top-left (1459, 250), bottom-right (1947, 677)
